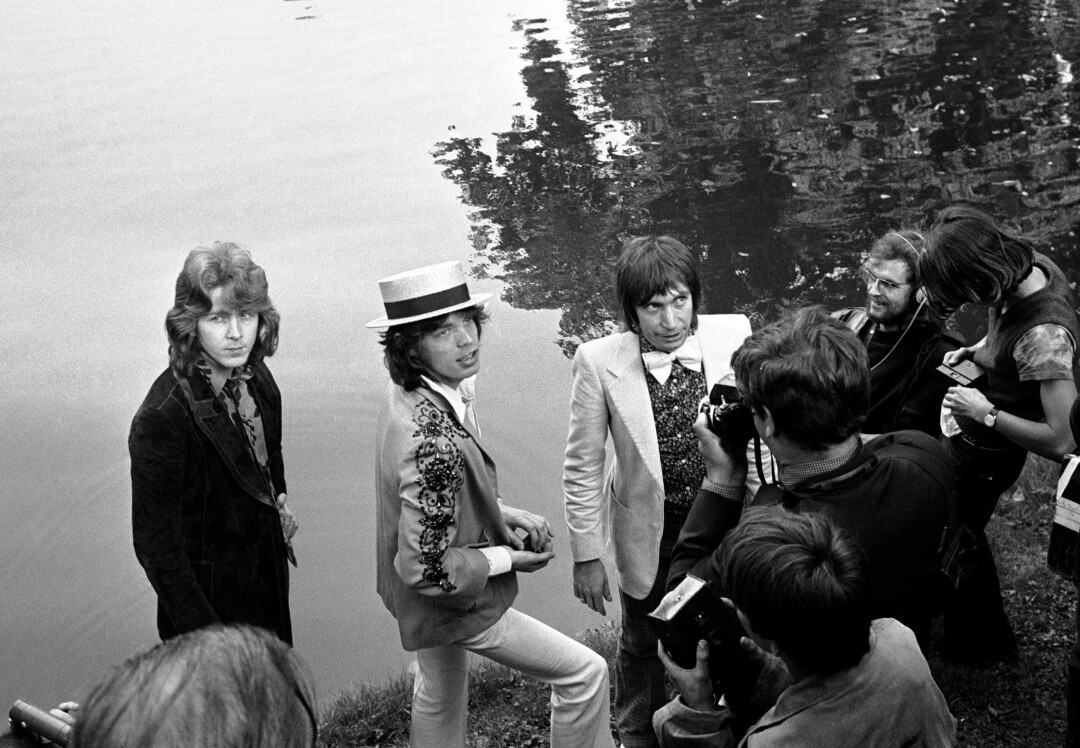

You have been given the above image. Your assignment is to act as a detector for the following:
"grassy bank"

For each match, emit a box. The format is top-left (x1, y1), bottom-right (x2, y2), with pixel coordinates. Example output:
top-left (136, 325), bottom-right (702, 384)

top-left (321, 455), bottom-right (1074, 747)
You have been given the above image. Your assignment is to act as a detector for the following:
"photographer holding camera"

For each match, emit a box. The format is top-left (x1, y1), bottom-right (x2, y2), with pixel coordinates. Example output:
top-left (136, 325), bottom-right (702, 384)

top-left (669, 307), bottom-right (953, 647)
top-left (653, 509), bottom-right (956, 747)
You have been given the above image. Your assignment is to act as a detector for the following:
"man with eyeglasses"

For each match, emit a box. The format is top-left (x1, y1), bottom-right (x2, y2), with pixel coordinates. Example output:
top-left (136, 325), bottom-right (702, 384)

top-left (833, 230), bottom-right (963, 437)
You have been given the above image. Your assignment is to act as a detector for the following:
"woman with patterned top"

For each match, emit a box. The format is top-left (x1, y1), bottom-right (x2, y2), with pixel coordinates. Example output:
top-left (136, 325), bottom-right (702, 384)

top-left (920, 205), bottom-right (1079, 667)
top-left (130, 243), bottom-right (297, 645)
top-left (369, 261), bottom-right (611, 748)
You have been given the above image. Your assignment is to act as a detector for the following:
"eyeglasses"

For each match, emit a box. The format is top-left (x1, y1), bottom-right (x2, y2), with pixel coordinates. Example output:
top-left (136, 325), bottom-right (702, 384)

top-left (857, 267), bottom-right (912, 293)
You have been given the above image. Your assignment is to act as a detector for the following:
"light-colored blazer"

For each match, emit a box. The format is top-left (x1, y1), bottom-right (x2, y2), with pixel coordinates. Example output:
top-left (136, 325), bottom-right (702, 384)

top-left (376, 381), bottom-right (518, 651)
top-left (563, 314), bottom-right (753, 599)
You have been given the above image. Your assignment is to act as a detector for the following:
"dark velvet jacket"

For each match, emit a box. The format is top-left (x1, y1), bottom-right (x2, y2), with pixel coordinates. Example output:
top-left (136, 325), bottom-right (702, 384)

top-left (129, 361), bottom-right (292, 644)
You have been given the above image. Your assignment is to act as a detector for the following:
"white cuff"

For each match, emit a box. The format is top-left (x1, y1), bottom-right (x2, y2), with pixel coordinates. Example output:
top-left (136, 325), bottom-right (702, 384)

top-left (480, 545), bottom-right (513, 576)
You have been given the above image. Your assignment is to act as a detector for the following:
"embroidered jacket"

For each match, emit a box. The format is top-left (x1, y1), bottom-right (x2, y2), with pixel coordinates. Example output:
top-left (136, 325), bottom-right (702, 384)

top-left (375, 380), bottom-right (518, 651)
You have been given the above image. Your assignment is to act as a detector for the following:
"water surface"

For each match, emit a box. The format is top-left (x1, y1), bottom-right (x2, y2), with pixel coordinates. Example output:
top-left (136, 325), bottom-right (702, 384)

top-left (3, 0), bottom-right (1080, 714)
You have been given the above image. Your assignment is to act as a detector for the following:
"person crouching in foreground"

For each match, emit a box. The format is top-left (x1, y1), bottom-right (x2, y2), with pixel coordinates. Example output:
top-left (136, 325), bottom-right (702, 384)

top-left (369, 261), bottom-right (611, 748)
top-left (653, 508), bottom-right (956, 747)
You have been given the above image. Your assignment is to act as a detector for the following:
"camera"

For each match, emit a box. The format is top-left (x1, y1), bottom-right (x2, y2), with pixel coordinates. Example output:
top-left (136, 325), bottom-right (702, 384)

top-left (936, 359), bottom-right (986, 387)
top-left (648, 574), bottom-right (761, 707)
top-left (699, 382), bottom-right (757, 454)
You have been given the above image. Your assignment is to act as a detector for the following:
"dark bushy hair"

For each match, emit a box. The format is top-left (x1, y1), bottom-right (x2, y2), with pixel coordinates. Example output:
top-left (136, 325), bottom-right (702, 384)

top-left (166, 242), bottom-right (279, 376)
top-left (867, 230), bottom-right (925, 284)
top-left (615, 235), bottom-right (702, 331)
top-left (919, 205), bottom-right (1035, 316)
top-left (718, 507), bottom-right (871, 675)
top-left (75, 624), bottom-right (317, 748)
top-left (732, 306), bottom-right (868, 449)
top-left (379, 305), bottom-right (489, 390)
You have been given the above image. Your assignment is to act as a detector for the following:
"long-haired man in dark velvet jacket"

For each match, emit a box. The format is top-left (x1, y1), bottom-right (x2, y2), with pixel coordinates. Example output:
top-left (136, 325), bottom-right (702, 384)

top-left (129, 243), bottom-right (297, 644)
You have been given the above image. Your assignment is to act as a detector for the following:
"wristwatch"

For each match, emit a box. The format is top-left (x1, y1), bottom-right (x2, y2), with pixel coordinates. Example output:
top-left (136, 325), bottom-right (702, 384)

top-left (983, 407), bottom-right (1000, 429)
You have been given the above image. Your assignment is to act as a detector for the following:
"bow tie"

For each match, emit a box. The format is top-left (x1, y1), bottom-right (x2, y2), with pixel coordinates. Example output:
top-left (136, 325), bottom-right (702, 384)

top-left (641, 336), bottom-right (702, 385)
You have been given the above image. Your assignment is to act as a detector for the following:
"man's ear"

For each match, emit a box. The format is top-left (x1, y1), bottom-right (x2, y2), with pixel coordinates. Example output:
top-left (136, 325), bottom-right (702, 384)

top-left (758, 405), bottom-right (777, 440)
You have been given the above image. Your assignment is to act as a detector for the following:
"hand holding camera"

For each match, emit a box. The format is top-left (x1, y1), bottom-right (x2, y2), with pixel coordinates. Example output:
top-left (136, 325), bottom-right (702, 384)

top-left (699, 383), bottom-right (757, 456)
top-left (649, 575), bottom-right (763, 715)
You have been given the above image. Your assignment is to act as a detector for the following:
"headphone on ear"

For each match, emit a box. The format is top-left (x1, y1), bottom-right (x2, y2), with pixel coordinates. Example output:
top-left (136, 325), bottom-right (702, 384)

top-left (915, 288), bottom-right (927, 306)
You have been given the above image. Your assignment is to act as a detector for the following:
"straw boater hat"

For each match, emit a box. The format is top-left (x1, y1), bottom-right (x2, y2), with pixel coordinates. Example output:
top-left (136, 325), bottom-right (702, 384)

top-left (366, 261), bottom-right (492, 328)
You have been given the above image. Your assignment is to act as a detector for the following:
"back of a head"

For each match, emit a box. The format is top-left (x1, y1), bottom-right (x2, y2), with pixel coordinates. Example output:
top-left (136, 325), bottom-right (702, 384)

top-left (74, 625), bottom-right (316, 748)
top-left (718, 507), bottom-right (871, 675)
top-left (731, 306), bottom-right (868, 449)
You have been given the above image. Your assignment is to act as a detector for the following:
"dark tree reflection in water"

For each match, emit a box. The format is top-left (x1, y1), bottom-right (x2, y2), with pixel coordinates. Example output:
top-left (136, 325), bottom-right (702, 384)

top-left (433, 0), bottom-right (1080, 355)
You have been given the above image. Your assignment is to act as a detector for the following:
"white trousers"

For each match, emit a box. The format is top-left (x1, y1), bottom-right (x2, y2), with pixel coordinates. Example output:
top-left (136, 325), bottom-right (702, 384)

top-left (410, 607), bottom-right (612, 748)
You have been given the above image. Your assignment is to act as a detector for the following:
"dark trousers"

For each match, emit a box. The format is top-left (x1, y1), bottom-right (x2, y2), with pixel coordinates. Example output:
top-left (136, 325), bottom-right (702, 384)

top-left (942, 433), bottom-right (1027, 661)
top-left (615, 556), bottom-right (670, 748)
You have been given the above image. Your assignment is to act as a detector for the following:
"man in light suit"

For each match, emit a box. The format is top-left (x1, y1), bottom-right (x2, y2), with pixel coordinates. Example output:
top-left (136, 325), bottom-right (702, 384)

top-left (563, 235), bottom-right (757, 748)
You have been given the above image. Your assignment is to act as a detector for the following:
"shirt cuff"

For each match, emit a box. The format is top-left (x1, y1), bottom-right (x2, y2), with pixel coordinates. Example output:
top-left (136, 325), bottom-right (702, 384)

top-left (480, 545), bottom-right (513, 576)
top-left (701, 478), bottom-right (746, 502)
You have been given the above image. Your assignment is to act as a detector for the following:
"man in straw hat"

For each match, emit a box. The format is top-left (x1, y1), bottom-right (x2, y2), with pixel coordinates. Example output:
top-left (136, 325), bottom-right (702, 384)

top-left (369, 260), bottom-right (612, 748)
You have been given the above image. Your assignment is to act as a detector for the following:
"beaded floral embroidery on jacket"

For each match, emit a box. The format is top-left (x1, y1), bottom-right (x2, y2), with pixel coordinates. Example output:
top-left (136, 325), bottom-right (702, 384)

top-left (413, 398), bottom-right (470, 593)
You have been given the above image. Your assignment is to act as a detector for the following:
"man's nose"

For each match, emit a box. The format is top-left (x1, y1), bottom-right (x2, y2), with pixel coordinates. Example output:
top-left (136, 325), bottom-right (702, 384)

top-left (660, 305), bottom-right (678, 326)
top-left (226, 315), bottom-right (242, 338)
top-left (455, 324), bottom-right (475, 346)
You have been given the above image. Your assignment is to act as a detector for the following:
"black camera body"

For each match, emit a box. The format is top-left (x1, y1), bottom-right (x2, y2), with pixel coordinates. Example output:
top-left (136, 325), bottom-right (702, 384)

top-left (936, 359), bottom-right (986, 387)
top-left (699, 383), bottom-right (757, 454)
top-left (648, 574), bottom-right (761, 704)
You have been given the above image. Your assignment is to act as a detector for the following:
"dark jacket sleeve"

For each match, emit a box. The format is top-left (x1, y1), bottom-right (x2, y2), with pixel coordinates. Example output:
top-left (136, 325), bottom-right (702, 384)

top-left (894, 334), bottom-right (962, 436)
top-left (130, 406), bottom-right (220, 633)
top-left (667, 488), bottom-right (745, 590)
top-left (256, 363), bottom-right (287, 497)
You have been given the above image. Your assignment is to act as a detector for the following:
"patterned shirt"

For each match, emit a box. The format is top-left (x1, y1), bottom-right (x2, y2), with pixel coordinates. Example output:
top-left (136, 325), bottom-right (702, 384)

top-left (641, 336), bottom-right (708, 511)
top-left (195, 359), bottom-right (276, 495)
top-left (1013, 323), bottom-right (1076, 381)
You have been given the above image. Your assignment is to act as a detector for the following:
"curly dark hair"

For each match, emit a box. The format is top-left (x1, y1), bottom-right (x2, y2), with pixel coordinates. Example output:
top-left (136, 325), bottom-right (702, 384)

top-left (165, 243), bottom-right (279, 376)
top-left (380, 305), bottom-right (489, 390)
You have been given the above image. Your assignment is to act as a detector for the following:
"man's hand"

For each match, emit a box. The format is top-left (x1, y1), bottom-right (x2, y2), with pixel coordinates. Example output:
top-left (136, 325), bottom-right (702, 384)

top-left (943, 339), bottom-right (986, 367)
top-left (501, 505), bottom-right (553, 553)
top-left (509, 549), bottom-right (555, 573)
top-left (693, 413), bottom-right (747, 486)
top-left (657, 639), bottom-right (717, 712)
top-left (573, 559), bottom-right (612, 615)
top-left (276, 493), bottom-right (298, 540)
top-left (943, 385), bottom-right (994, 423)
